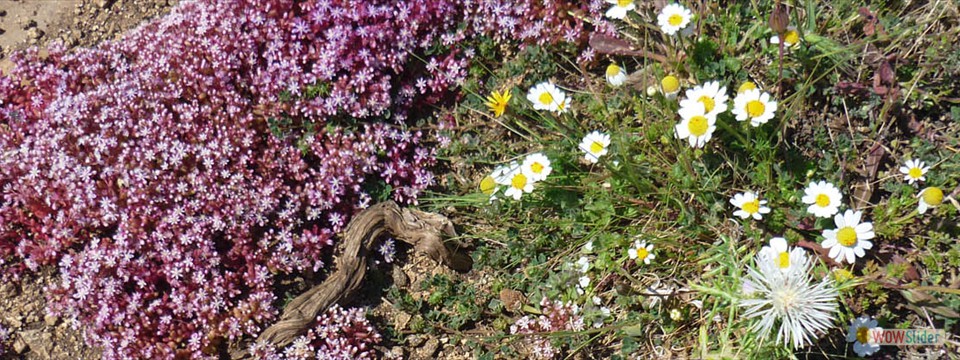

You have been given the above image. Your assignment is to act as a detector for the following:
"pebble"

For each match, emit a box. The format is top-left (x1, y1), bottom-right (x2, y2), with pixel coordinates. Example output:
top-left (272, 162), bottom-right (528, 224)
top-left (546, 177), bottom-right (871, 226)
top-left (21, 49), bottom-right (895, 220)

top-left (45, 314), bottom-right (59, 326)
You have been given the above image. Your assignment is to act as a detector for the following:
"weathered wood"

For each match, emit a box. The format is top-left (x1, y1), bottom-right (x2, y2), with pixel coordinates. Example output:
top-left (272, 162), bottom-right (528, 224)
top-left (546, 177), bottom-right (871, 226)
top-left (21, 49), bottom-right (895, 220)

top-left (230, 201), bottom-right (470, 358)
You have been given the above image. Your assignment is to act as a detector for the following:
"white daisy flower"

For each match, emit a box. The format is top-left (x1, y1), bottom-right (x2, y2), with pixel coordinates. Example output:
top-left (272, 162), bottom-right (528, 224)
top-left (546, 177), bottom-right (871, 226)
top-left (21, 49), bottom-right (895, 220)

top-left (918, 186), bottom-right (944, 214)
top-left (576, 256), bottom-right (591, 273)
top-left (730, 191), bottom-right (772, 220)
top-left (526, 82), bottom-right (569, 114)
top-left (661, 75), bottom-right (681, 99)
top-left (674, 102), bottom-right (716, 148)
top-left (759, 237), bottom-right (808, 274)
top-left (657, 3), bottom-right (693, 36)
top-left (846, 316), bottom-right (881, 357)
top-left (627, 240), bottom-right (655, 264)
top-left (739, 250), bottom-right (839, 349)
top-left (679, 80), bottom-right (728, 119)
top-left (605, 63), bottom-right (627, 87)
top-left (801, 181), bottom-right (843, 218)
top-left (899, 159), bottom-right (929, 185)
top-left (821, 210), bottom-right (875, 264)
top-left (604, 0), bottom-right (636, 20)
top-left (579, 131), bottom-right (610, 164)
top-left (502, 166), bottom-right (535, 201)
top-left (770, 26), bottom-right (802, 48)
top-left (732, 88), bottom-right (777, 127)
top-left (583, 240), bottom-right (594, 253)
top-left (521, 153), bottom-right (552, 182)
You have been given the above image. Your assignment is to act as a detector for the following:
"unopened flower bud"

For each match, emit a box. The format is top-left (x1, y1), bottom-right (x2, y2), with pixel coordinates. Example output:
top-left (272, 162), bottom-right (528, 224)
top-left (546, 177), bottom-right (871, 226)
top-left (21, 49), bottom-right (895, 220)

top-left (769, 4), bottom-right (790, 35)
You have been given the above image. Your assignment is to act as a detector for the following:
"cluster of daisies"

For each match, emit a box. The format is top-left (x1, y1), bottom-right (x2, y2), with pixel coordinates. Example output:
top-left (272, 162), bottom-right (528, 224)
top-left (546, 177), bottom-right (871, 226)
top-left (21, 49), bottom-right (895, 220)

top-left (480, 152), bottom-right (553, 201)
top-left (734, 156), bottom-right (947, 355)
top-left (674, 80), bottom-right (778, 148)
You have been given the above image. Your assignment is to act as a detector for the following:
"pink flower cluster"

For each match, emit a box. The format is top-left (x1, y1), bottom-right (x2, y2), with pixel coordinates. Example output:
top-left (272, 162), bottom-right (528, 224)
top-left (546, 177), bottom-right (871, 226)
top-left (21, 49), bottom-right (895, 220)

top-left (0, 0), bottom-right (608, 358)
top-left (510, 297), bottom-right (586, 359)
top-left (248, 305), bottom-right (381, 360)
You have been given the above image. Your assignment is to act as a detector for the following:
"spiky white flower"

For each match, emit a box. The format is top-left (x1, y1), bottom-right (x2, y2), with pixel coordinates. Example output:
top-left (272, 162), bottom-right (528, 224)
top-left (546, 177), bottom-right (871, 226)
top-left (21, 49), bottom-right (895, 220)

top-left (739, 250), bottom-right (839, 349)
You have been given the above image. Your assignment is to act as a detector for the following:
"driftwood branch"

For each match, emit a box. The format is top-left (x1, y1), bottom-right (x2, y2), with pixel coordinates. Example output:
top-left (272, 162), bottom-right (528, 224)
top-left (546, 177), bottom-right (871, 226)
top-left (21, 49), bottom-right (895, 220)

top-left (230, 201), bottom-right (471, 358)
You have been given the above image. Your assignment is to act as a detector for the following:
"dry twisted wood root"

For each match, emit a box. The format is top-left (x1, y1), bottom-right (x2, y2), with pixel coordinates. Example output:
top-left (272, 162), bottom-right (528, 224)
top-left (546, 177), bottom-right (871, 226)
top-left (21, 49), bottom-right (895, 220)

top-left (230, 201), bottom-right (471, 358)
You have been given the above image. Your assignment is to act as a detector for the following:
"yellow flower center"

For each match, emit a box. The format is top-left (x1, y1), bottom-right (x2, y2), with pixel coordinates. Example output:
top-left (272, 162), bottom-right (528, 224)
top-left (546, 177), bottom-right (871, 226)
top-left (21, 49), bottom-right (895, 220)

top-left (617, 0), bottom-right (633, 6)
top-left (738, 81), bottom-right (756, 94)
top-left (777, 251), bottom-right (790, 269)
top-left (921, 187), bottom-right (944, 206)
top-left (783, 30), bottom-right (800, 45)
top-left (511, 173), bottom-right (528, 190)
top-left (606, 64), bottom-right (622, 78)
top-left (668, 14), bottom-right (683, 26)
top-left (661, 75), bottom-right (680, 93)
top-left (815, 193), bottom-right (831, 207)
top-left (590, 141), bottom-right (604, 154)
top-left (856, 326), bottom-right (870, 344)
top-left (908, 167), bottom-right (923, 179)
top-left (479, 176), bottom-right (496, 195)
top-left (486, 91), bottom-right (510, 117)
top-left (636, 247), bottom-right (648, 260)
top-left (837, 227), bottom-right (858, 247)
top-left (742, 199), bottom-right (760, 214)
top-left (538, 92), bottom-right (554, 106)
top-left (687, 115), bottom-right (709, 136)
top-left (531, 162), bottom-right (544, 174)
top-left (746, 100), bottom-right (766, 117)
top-left (697, 95), bottom-right (715, 113)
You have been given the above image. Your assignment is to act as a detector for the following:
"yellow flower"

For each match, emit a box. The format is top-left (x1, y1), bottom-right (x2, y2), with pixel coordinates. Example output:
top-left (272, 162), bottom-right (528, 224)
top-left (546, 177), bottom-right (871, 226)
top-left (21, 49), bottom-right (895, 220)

top-left (661, 75), bottom-right (680, 98)
top-left (484, 89), bottom-right (512, 117)
top-left (737, 81), bottom-right (757, 94)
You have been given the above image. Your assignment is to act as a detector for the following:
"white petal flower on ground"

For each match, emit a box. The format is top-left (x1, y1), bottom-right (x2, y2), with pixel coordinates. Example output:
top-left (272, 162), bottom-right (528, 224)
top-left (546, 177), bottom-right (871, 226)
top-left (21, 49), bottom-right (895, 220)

top-left (730, 191), bottom-right (772, 220)
top-left (675, 102), bottom-right (716, 148)
top-left (526, 82), bottom-right (569, 114)
top-left (679, 80), bottom-right (728, 119)
top-left (604, 0), bottom-right (636, 20)
top-left (627, 240), bottom-right (655, 264)
top-left (657, 3), bottom-right (693, 35)
top-left (522, 153), bottom-right (552, 182)
top-left (770, 26), bottom-right (801, 48)
top-left (606, 63), bottom-right (627, 87)
top-left (846, 316), bottom-right (881, 357)
top-left (732, 88), bottom-right (777, 127)
top-left (759, 237), bottom-right (808, 274)
top-left (576, 256), bottom-right (590, 273)
top-left (579, 131), bottom-right (610, 164)
top-left (899, 159), bottom-right (929, 184)
top-left (821, 210), bottom-right (875, 264)
top-left (661, 75), bottom-right (681, 99)
top-left (502, 166), bottom-right (536, 201)
top-left (917, 186), bottom-right (944, 214)
top-left (801, 180), bottom-right (843, 218)
top-left (739, 250), bottom-right (839, 349)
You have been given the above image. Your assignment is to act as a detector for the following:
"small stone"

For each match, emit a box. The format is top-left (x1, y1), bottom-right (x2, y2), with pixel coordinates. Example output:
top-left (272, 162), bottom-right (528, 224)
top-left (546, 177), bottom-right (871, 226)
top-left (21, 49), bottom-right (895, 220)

top-left (21, 18), bottom-right (37, 30)
top-left (44, 314), bottom-right (59, 326)
top-left (20, 330), bottom-right (53, 359)
top-left (0, 9), bottom-right (8, 16)
top-left (13, 337), bottom-right (29, 354)
top-left (27, 27), bottom-right (44, 40)
top-left (415, 338), bottom-right (440, 358)
top-left (5, 314), bottom-right (24, 328)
